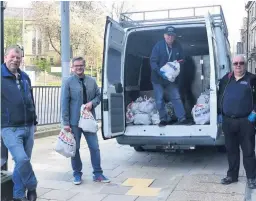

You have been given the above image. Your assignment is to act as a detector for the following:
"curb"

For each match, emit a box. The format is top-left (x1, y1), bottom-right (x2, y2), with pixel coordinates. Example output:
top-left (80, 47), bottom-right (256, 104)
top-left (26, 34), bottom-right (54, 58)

top-left (34, 129), bottom-right (60, 139)
top-left (34, 122), bottom-right (102, 139)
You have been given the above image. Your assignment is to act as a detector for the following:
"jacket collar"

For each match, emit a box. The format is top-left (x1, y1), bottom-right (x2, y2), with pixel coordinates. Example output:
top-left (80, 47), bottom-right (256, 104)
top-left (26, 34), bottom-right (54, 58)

top-left (1, 63), bottom-right (22, 78)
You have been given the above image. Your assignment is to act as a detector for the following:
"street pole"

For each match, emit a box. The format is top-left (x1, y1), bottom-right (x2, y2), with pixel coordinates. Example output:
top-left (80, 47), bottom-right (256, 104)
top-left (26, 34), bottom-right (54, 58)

top-left (61, 1), bottom-right (70, 84)
top-left (1, 1), bottom-right (8, 171)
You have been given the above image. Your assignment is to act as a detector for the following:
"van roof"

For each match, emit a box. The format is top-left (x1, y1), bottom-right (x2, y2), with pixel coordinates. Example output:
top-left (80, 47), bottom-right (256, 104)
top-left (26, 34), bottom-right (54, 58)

top-left (119, 5), bottom-right (228, 37)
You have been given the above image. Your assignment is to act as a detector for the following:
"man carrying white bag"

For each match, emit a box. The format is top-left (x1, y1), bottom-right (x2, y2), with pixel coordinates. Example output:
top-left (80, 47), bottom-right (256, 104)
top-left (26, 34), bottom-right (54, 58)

top-left (61, 56), bottom-right (110, 185)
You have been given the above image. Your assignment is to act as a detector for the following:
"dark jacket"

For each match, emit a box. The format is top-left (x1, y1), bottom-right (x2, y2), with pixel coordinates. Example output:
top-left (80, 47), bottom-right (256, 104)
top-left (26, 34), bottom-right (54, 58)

top-left (150, 40), bottom-right (184, 84)
top-left (218, 71), bottom-right (256, 115)
top-left (1, 63), bottom-right (37, 128)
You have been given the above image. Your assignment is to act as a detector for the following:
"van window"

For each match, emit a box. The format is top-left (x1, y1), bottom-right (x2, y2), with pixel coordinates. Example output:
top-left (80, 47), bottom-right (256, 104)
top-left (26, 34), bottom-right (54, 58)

top-left (107, 48), bottom-right (121, 85)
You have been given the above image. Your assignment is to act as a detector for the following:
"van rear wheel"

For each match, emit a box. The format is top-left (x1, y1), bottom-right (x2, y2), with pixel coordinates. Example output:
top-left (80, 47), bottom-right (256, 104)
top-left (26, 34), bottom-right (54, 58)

top-left (133, 146), bottom-right (144, 152)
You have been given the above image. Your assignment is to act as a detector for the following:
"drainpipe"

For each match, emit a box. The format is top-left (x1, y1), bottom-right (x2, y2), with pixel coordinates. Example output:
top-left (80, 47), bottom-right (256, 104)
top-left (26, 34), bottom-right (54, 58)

top-left (246, 7), bottom-right (249, 62)
top-left (1, 1), bottom-right (8, 171)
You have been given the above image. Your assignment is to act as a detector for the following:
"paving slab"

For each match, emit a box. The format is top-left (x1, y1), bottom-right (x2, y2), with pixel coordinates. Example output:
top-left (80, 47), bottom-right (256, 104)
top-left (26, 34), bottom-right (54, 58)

top-left (102, 194), bottom-right (138, 201)
top-left (40, 189), bottom-right (78, 200)
top-left (7, 134), bottom-right (247, 201)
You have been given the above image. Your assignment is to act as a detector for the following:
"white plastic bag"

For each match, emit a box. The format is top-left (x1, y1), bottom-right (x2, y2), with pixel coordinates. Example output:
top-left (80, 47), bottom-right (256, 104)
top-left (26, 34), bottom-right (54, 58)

top-left (134, 113), bottom-right (151, 125)
top-left (160, 61), bottom-right (180, 82)
top-left (55, 129), bottom-right (76, 158)
top-left (126, 109), bottom-right (134, 124)
top-left (139, 96), bottom-right (155, 114)
top-left (197, 90), bottom-right (210, 104)
top-left (131, 97), bottom-right (143, 114)
top-left (78, 105), bottom-right (98, 133)
top-left (192, 104), bottom-right (210, 125)
top-left (151, 112), bottom-right (160, 125)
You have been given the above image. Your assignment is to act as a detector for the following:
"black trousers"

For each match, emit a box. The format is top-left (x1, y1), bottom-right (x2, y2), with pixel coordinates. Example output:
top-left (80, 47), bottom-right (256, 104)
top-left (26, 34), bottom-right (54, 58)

top-left (222, 116), bottom-right (256, 179)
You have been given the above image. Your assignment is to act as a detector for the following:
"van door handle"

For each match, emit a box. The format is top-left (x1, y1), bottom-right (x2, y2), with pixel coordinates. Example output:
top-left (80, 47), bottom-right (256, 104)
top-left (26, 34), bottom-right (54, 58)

top-left (114, 83), bottom-right (123, 93)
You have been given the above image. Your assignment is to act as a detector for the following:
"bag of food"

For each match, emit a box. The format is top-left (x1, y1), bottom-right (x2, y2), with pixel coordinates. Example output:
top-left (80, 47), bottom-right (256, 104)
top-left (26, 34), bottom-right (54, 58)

top-left (55, 129), bottom-right (76, 158)
top-left (160, 61), bottom-right (180, 82)
top-left (78, 105), bottom-right (98, 133)
top-left (192, 104), bottom-right (210, 125)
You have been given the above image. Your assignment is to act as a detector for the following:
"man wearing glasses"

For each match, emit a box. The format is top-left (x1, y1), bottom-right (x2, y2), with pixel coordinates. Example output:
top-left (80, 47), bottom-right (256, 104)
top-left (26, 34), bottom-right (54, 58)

top-left (61, 57), bottom-right (110, 185)
top-left (218, 54), bottom-right (256, 189)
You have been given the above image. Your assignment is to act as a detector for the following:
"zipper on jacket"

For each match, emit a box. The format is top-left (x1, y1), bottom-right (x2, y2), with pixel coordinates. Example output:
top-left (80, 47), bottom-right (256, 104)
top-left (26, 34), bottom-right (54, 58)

top-left (6, 108), bottom-right (10, 124)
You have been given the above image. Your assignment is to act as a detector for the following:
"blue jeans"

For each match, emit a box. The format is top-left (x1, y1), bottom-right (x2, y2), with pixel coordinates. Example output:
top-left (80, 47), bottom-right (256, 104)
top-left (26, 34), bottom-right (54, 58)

top-left (1, 126), bottom-right (37, 199)
top-left (71, 126), bottom-right (103, 177)
top-left (152, 82), bottom-right (186, 121)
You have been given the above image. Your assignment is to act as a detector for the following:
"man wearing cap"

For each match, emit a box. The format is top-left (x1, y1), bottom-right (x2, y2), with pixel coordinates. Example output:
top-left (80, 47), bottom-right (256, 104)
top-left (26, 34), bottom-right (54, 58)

top-left (150, 26), bottom-right (188, 126)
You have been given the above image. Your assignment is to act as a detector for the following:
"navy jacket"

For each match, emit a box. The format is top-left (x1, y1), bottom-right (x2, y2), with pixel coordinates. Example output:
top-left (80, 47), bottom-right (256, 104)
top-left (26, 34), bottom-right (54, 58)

top-left (218, 71), bottom-right (256, 117)
top-left (1, 64), bottom-right (37, 128)
top-left (150, 40), bottom-right (184, 84)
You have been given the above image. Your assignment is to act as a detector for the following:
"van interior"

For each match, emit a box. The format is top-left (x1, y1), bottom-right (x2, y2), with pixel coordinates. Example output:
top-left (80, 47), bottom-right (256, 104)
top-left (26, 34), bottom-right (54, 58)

top-left (124, 26), bottom-right (211, 126)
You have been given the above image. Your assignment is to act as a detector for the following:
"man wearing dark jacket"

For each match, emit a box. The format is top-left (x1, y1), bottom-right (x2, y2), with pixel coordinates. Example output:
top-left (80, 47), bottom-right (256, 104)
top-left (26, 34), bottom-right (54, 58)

top-left (1, 45), bottom-right (38, 201)
top-left (150, 26), bottom-right (188, 126)
top-left (218, 54), bottom-right (256, 189)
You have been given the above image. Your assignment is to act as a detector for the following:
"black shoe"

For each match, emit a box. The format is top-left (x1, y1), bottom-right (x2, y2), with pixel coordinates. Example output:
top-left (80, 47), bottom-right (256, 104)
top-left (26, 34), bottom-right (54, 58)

top-left (13, 198), bottom-right (29, 201)
top-left (248, 178), bottom-right (256, 189)
top-left (27, 190), bottom-right (37, 201)
top-left (174, 118), bottom-right (192, 125)
top-left (221, 176), bottom-right (238, 185)
top-left (158, 121), bottom-right (167, 127)
top-left (167, 119), bottom-right (178, 125)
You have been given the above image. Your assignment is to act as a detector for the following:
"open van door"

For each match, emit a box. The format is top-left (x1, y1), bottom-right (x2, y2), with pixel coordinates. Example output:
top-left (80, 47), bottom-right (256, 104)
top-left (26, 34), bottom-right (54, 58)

top-left (101, 17), bottom-right (126, 140)
top-left (205, 12), bottom-right (218, 139)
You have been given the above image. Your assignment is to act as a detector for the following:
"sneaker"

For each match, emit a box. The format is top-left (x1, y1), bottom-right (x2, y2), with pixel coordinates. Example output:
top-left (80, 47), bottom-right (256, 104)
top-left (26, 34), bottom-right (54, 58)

top-left (73, 175), bottom-right (82, 185)
top-left (93, 175), bottom-right (110, 183)
top-left (158, 121), bottom-right (167, 127)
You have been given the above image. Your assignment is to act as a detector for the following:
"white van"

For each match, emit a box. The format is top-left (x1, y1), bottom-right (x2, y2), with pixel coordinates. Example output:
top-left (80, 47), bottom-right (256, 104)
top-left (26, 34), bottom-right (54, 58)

top-left (101, 6), bottom-right (232, 151)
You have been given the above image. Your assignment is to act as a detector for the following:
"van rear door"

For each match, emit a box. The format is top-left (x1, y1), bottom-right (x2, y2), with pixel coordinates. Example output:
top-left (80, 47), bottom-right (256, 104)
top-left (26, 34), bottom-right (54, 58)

top-left (101, 17), bottom-right (126, 140)
top-left (205, 12), bottom-right (219, 139)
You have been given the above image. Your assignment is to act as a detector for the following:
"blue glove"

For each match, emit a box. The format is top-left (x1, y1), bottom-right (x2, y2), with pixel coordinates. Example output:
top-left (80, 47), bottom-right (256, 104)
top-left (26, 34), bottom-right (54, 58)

top-left (217, 115), bottom-right (222, 123)
top-left (160, 71), bottom-right (168, 80)
top-left (248, 111), bottom-right (256, 123)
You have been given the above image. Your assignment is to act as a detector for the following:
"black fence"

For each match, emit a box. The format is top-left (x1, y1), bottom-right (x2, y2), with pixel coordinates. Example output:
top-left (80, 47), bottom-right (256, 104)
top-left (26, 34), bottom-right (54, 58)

top-left (32, 86), bottom-right (61, 125)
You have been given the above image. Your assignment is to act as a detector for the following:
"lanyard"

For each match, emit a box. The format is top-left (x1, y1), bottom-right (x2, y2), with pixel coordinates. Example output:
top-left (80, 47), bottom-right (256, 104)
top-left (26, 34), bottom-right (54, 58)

top-left (166, 44), bottom-right (172, 62)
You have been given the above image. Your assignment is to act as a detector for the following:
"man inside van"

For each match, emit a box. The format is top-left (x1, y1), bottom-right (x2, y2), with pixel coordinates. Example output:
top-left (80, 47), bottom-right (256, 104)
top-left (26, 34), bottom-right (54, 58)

top-left (218, 54), bottom-right (256, 189)
top-left (61, 56), bottom-right (110, 185)
top-left (150, 26), bottom-right (189, 126)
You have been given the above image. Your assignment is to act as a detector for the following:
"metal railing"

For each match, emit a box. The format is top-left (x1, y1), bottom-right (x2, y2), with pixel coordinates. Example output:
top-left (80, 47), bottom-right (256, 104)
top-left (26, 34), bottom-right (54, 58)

top-left (33, 86), bottom-right (61, 125)
top-left (32, 86), bottom-right (102, 126)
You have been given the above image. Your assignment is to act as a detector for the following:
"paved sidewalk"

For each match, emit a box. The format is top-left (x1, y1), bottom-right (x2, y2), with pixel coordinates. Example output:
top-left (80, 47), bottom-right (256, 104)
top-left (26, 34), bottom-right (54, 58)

top-left (8, 131), bottom-right (246, 201)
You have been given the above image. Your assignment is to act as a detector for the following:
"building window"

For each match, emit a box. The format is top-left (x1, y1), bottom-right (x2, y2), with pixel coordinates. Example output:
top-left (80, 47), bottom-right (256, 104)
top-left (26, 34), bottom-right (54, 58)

top-left (32, 37), bottom-right (36, 55)
top-left (38, 39), bottom-right (42, 55)
top-left (50, 58), bottom-right (54, 65)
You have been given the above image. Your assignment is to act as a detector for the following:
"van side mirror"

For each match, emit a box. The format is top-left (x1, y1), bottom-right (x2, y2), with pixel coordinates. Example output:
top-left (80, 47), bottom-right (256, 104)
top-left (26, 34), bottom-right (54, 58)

top-left (114, 83), bottom-right (123, 93)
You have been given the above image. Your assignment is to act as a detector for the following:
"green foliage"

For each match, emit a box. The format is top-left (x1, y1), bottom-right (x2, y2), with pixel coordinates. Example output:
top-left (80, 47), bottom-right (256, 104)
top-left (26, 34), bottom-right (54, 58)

top-left (4, 18), bottom-right (23, 48)
top-left (34, 58), bottom-right (51, 73)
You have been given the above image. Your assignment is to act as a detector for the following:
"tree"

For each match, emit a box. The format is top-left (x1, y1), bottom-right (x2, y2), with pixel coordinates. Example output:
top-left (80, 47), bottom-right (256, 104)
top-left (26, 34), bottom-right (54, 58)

top-left (34, 58), bottom-right (51, 85)
top-left (4, 18), bottom-right (23, 49)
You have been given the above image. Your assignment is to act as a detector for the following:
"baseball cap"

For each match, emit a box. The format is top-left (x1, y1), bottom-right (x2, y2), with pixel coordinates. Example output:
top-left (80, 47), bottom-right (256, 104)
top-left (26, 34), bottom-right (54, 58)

top-left (164, 26), bottom-right (176, 36)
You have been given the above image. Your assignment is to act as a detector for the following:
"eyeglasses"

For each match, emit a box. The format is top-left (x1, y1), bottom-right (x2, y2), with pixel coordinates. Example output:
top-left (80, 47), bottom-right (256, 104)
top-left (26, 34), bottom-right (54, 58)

top-left (233, 61), bottom-right (245, 66)
top-left (73, 65), bottom-right (85, 68)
